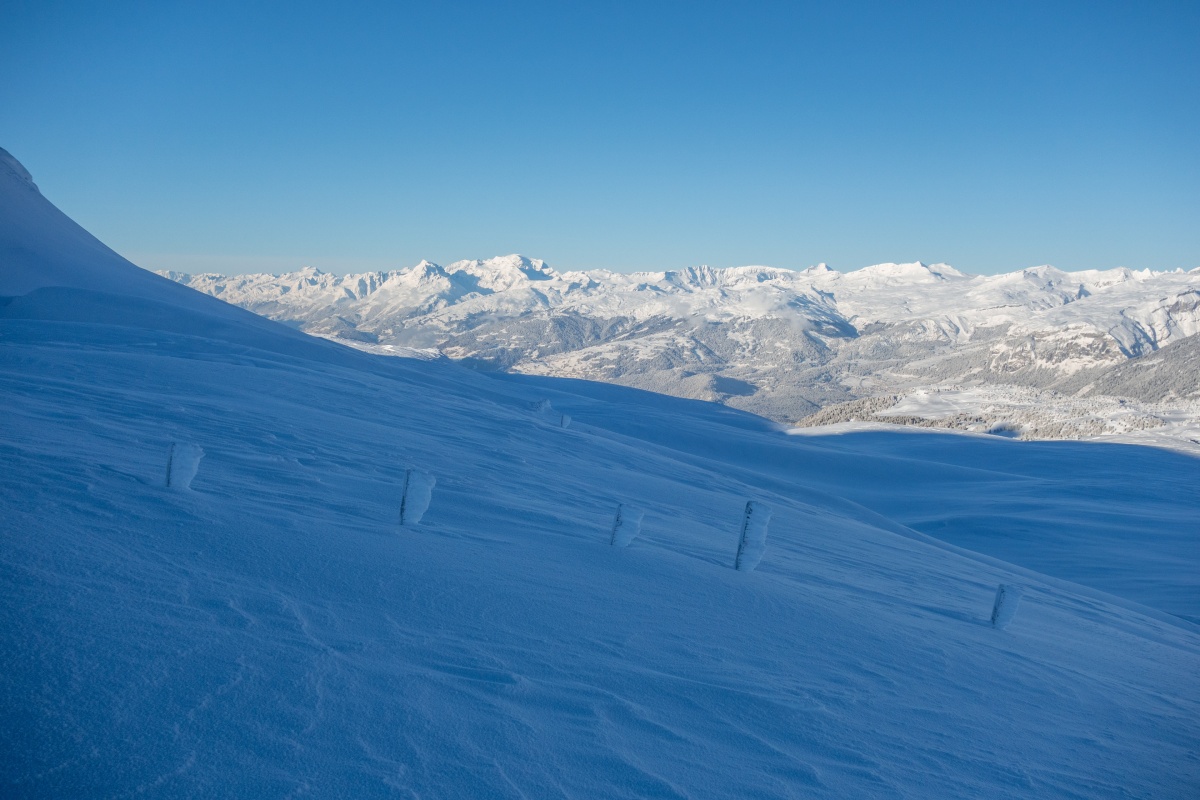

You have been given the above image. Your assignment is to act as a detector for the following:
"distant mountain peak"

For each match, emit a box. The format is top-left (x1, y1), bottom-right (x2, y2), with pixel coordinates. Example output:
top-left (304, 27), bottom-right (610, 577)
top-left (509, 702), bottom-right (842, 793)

top-left (441, 254), bottom-right (558, 289)
top-left (852, 261), bottom-right (966, 281)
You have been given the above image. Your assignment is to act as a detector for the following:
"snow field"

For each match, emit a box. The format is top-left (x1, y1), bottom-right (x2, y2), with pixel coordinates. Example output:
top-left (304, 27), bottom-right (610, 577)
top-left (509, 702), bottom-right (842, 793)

top-left (786, 421), bottom-right (1200, 622)
top-left (3, 318), bottom-right (1197, 798)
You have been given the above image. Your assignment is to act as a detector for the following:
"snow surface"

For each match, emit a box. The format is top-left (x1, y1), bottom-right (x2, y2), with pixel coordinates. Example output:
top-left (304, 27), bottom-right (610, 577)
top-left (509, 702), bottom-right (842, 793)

top-left (3, 150), bottom-right (1200, 798)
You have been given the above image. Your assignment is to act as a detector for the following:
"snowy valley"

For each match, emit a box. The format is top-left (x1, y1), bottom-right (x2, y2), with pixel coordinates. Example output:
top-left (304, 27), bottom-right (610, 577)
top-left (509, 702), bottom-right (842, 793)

top-left (162, 256), bottom-right (1200, 448)
top-left (3, 147), bottom-right (1199, 797)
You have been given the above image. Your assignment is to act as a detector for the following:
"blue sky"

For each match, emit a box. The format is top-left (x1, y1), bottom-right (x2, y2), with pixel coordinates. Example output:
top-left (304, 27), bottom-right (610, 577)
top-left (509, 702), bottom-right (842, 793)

top-left (2, 0), bottom-right (1198, 275)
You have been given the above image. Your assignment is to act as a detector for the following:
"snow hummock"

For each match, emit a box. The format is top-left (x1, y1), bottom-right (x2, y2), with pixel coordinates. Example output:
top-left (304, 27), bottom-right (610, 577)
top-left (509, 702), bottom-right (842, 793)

top-left (3, 149), bottom-right (1199, 798)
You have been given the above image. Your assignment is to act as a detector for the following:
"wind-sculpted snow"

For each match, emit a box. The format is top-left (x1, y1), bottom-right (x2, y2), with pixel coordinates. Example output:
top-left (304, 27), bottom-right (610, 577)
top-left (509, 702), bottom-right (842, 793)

top-left (162, 256), bottom-right (1200, 436)
top-left (4, 148), bottom-right (1200, 797)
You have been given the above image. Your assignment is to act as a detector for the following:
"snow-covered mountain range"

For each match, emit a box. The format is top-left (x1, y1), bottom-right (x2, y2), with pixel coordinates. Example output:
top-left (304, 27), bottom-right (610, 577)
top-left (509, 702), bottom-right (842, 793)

top-left (5, 148), bottom-right (1200, 797)
top-left (163, 256), bottom-right (1200, 429)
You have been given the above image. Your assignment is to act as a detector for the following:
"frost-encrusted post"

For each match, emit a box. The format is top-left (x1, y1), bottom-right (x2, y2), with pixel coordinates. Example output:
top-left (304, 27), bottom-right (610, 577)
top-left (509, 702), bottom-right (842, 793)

top-left (990, 584), bottom-right (1023, 630)
top-left (400, 469), bottom-right (436, 526)
top-left (165, 442), bottom-right (204, 490)
top-left (734, 501), bottom-right (771, 571)
top-left (535, 399), bottom-right (571, 429)
top-left (609, 504), bottom-right (643, 547)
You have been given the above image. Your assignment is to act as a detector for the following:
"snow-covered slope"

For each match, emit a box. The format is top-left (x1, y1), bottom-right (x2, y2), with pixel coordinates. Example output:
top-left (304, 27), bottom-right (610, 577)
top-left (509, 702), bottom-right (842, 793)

top-left (162, 255), bottom-right (1200, 429)
top-left (4, 150), bottom-right (1199, 797)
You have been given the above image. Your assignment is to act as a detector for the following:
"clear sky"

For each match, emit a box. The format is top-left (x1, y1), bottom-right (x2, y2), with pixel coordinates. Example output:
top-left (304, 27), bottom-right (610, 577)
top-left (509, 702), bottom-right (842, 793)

top-left (2, 0), bottom-right (1198, 275)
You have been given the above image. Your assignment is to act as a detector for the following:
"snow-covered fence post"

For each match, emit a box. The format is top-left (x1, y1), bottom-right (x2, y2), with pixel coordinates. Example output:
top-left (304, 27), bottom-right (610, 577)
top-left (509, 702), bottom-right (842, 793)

top-left (734, 501), bottom-right (771, 571)
top-left (609, 504), bottom-right (643, 547)
top-left (164, 443), bottom-right (174, 487)
top-left (535, 399), bottom-right (571, 429)
top-left (165, 442), bottom-right (204, 490)
top-left (990, 584), bottom-right (1023, 630)
top-left (399, 469), bottom-right (436, 526)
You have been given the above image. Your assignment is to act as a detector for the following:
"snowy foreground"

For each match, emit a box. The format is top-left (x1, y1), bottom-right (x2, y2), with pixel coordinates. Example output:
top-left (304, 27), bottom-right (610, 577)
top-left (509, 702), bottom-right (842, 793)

top-left (3, 149), bottom-right (1199, 797)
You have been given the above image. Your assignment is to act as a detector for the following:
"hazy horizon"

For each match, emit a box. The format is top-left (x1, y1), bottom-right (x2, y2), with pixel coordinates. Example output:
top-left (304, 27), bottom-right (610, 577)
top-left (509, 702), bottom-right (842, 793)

top-left (136, 250), bottom-right (1195, 279)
